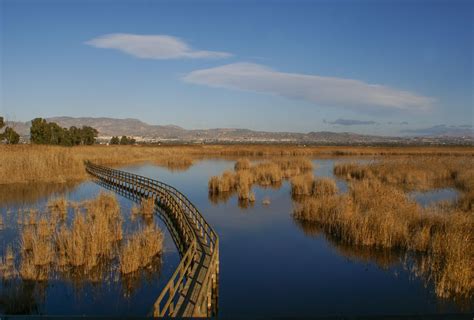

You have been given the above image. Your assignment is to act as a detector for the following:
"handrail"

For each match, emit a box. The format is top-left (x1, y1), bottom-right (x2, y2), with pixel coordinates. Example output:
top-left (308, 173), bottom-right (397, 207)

top-left (84, 161), bottom-right (219, 317)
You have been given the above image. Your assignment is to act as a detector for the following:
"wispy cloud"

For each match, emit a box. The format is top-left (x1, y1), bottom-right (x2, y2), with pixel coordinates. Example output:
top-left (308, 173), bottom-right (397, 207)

top-left (85, 33), bottom-right (232, 59)
top-left (183, 63), bottom-right (435, 112)
top-left (325, 118), bottom-right (377, 126)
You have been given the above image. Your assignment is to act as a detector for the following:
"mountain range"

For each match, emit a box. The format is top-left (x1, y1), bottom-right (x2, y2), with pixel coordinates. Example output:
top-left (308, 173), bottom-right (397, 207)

top-left (5, 117), bottom-right (473, 145)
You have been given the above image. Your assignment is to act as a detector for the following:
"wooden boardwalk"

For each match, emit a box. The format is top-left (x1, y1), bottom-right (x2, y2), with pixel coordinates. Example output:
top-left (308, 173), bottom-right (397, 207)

top-left (85, 161), bottom-right (219, 317)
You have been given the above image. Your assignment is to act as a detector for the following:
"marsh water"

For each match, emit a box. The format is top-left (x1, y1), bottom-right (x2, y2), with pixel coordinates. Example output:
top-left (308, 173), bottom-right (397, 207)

top-left (0, 159), bottom-right (471, 316)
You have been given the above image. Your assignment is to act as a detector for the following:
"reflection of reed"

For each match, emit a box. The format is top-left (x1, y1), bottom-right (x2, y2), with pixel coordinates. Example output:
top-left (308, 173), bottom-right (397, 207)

top-left (0, 279), bottom-right (42, 314)
top-left (0, 181), bottom-right (81, 206)
top-left (295, 219), bottom-right (400, 269)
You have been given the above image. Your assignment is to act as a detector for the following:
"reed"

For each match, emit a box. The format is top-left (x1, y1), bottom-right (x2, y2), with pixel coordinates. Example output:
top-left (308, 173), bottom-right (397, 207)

top-left (2, 145), bottom-right (471, 185)
top-left (120, 225), bottom-right (163, 274)
top-left (132, 197), bottom-right (155, 218)
top-left (291, 174), bottom-right (337, 197)
top-left (293, 178), bottom-right (474, 298)
top-left (209, 157), bottom-right (314, 205)
top-left (4, 192), bottom-right (164, 283)
top-left (234, 158), bottom-right (251, 171)
top-left (48, 197), bottom-right (68, 220)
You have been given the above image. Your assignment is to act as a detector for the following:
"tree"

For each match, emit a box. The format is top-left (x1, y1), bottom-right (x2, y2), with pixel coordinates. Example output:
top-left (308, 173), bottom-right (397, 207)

top-left (120, 136), bottom-right (136, 145)
top-left (30, 118), bottom-right (50, 144)
top-left (3, 127), bottom-right (20, 144)
top-left (81, 126), bottom-right (98, 145)
top-left (0, 116), bottom-right (20, 144)
top-left (110, 136), bottom-right (120, 145)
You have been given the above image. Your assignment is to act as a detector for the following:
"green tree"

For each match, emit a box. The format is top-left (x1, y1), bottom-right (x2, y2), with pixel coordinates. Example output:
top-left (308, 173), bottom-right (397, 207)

top-left (110, 136), bottom-right (120, 145)
top-left (81, 126), bottom-right (98, 145)
top-left (3, 127), bottom-right (20, 144)
top-left (0, 116), bottom-right (4, 130)
top-left (30, 118), bottom-right (50, 144)
top-left (119, 136), bottom-right (136, 145)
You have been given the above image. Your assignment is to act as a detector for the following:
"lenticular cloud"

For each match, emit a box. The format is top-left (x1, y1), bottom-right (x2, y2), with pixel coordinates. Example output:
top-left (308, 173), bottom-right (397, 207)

top-left (183, 63), bottom-right (434, 112)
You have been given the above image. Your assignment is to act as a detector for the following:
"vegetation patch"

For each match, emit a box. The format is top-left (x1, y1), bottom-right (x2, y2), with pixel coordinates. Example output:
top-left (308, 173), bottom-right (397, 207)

top-left (0, 192), bottom-right (163, 284)
top-left (209, 157), bottom-right (313, 206)
top-left (292, 165), bottom-right (473, 299)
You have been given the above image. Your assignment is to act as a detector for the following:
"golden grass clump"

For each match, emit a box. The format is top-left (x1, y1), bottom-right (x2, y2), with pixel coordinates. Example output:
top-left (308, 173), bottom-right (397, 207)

top-left (291, 174), bottom-right (315, 196)
top-left (48, 197), bottom-right (68, 220)
top-left (291, 174), bottom-right (338, 197)
top-left (234, 158), bottom-right (251, 171)
top-left (120, 225), bottom-right (163, 275)
top-left (155, 156), bottom-right (195, 171)
top-left (209, 157), bottom-right (314, 205)
top-left (0, 216), bottom-right (3, 231)
top-left (132, 197), bottom-right (155, 218)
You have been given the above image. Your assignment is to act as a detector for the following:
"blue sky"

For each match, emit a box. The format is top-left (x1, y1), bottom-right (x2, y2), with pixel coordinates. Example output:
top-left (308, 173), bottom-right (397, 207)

top-left (1, 0), bottom-right (472, 135)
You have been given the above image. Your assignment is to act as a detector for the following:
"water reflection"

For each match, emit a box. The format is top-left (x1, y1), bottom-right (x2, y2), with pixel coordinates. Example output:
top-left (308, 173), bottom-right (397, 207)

top-left (294, 219), bottom-right (401, 269)
top-left (0, 158), bottom-right (472, 316)
top-left (409, 188), bottom-right (458, 208)
top-left (0, 181), bottom-right (81, 206)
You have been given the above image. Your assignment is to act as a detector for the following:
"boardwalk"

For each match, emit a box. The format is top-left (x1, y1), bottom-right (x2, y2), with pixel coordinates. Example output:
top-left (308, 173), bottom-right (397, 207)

top-left (85, 161), bottom-right (219, 317)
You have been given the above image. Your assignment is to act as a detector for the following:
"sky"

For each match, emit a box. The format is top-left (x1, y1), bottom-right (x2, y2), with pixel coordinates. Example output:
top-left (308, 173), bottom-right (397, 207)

top-left (1, 0), bottom-right (472, 136)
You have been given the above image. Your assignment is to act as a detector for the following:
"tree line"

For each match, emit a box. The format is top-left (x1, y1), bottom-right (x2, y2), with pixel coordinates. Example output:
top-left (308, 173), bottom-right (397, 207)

top-left (109, 136), bottom-right (136, 145)
top-left (1, 116), bottom-right (138, 146)
top-left (30, 118), bottom-right (98, 146)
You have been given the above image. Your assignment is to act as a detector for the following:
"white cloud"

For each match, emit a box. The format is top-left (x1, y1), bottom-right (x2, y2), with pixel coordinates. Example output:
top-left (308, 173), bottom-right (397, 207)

top-left (183, 63), bottom-right (435, 112)
top-left (85, 33), bottom-right (232, 59)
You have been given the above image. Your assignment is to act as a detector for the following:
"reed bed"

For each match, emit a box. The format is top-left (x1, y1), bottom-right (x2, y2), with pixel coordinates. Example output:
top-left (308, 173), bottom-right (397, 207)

top-left (292, 178), bottom-right (474, 299)
top-left (209, 157), bottom-right (313, 205)
top-left (1, 145), bottom-right (472, 185)
top-left (334, 156), bottom-right (473, 192)
top-left (2, 192), bottom-right (163, 283)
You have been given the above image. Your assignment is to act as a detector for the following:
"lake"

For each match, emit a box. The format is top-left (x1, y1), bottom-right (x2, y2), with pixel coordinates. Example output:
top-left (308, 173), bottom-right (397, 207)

top-left (0, 159), bottom-right (471, 316)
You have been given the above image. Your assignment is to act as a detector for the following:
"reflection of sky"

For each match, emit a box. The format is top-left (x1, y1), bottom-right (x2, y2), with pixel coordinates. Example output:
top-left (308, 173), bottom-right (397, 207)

top-left (409, 188), bottom-right (458, 208)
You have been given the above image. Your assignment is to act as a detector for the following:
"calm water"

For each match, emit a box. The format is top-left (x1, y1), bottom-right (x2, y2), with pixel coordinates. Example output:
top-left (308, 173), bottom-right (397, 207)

top-left (0, 159), bottom-right (471, 316)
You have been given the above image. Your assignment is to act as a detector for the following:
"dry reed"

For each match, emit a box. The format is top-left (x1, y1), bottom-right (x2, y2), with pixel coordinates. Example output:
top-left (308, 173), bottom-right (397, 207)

top-left (120, 225), bottom-right (163, 274)
top-left (132, 197), bottom-right (155, 218)
top-left (209, 157), bottom-right (314, 205)
top-left (293, 178), bottom-right (474, 299)
top-left (3, 192), bottom-right (163, 284)
top-left (2, 144), bottom-right (471, 185)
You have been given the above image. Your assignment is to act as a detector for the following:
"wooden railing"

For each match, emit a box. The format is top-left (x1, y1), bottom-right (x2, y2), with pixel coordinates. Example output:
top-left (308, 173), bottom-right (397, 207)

top-left (85, 161), bottom-right (219, 317)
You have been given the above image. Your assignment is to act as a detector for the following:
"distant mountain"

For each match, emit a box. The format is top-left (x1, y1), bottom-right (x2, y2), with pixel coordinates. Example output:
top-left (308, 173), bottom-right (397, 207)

top-left (400, 124), bottom-right (473, 137)
top-left (5, 117), bottom-right (473, 145)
